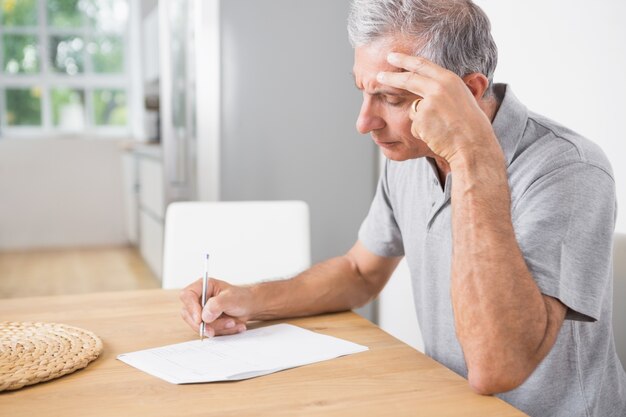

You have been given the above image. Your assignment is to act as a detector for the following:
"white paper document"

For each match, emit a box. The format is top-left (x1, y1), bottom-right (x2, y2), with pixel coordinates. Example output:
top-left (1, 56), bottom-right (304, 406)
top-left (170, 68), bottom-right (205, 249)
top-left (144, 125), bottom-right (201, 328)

top-left (117, 323), bottom-right (368, 384)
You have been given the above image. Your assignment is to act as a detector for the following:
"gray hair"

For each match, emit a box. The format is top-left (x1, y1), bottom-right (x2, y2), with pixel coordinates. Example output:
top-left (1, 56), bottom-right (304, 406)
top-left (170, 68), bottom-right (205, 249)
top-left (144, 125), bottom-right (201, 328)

top-left (348, 0), bottom-right (498, 87)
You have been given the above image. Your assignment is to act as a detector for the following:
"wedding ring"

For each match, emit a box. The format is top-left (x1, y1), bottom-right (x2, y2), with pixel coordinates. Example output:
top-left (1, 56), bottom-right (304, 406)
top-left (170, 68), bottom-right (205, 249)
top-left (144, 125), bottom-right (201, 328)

top-left (411, 98), bottom-right (422, 113)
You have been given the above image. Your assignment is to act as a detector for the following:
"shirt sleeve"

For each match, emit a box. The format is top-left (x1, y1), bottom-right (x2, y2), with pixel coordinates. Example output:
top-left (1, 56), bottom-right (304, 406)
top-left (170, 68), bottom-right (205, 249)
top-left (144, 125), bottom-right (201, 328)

top-left (358, 160), bottom-right (405, 258)
top-left (511, 162), bottom-right (616, 322)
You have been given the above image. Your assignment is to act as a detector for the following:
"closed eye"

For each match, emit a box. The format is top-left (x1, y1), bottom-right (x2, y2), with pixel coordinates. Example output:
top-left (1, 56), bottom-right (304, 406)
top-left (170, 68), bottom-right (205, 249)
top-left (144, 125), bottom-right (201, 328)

top-left (381, 95), bottom-right (406, 107)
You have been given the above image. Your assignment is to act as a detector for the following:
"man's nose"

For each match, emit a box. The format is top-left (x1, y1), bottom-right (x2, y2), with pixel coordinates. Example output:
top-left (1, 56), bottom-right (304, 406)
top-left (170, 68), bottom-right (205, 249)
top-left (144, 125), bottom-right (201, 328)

top-left (356, 99), bottom-right (385, 134)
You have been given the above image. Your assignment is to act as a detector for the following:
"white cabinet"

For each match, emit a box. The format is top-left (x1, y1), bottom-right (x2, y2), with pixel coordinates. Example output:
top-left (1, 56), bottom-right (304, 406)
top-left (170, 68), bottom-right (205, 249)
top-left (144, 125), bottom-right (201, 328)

top-left (121, 152), bottom-right (139, 245)
top-left (137, 155), bottom-right (164, 280)
top-left (122, 146), bottom-right (165, 282)
top-left (139, 209), bottom-right (164, 280)
top-left (138, 157), bottom-right (165, 219)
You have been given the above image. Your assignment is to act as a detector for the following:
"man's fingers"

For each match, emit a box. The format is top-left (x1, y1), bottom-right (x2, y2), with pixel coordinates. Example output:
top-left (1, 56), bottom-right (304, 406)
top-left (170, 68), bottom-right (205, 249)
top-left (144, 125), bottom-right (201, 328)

top-left (181, 306), bottom-right (200, 333)
top-left (180, 277), bottom-right (225, 323)
top-left (376, 70), bottom-right (434, 97)
top-left (182, 303), bottom-right (246, 337)
top-left (377, 52), bottom-right (453, 96)
top-left (201, 282), bottom-right (250, 323)
top-left (387, 52), bottom-right (442, 78)
top-left (202, 295), bottom-right (225, 323)
top-left (180, 285), bottom-right (203, 323)
top-left (180, 277), bottom-right (250, 337)
top-left (219, 323), bottom-right (246, 336)
top-left (204, 316), bottom-right (247, 337)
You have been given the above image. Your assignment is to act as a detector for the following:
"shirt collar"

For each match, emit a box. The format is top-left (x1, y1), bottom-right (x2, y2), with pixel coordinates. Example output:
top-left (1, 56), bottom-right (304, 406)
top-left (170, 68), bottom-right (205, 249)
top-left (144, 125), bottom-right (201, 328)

top-left (490, 83), bottom-right (528, 166)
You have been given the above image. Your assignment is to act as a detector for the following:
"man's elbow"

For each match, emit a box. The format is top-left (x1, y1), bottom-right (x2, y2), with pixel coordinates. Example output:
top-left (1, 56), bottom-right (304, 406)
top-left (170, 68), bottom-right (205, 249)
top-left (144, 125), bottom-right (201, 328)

top-left (467, 365), bottom-right (530, 395)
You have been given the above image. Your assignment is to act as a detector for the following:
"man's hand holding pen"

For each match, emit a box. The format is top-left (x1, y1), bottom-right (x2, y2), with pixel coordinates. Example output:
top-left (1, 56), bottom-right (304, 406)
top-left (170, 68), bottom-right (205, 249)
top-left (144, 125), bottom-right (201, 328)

top-left (180, 277), bottom-right (250, 337)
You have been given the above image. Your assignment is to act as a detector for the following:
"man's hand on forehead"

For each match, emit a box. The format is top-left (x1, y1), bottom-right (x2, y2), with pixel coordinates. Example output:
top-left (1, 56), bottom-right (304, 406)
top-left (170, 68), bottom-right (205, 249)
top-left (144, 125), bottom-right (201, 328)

top-left (374, 52), bottom-right (496, 165)
top-left (376, 53), bottom-right (453, 97)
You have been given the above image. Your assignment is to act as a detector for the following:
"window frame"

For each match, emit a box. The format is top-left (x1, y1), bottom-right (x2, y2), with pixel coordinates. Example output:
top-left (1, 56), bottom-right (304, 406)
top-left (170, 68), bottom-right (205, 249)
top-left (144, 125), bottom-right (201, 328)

top-left (0, 0), bottom-right (133, 138)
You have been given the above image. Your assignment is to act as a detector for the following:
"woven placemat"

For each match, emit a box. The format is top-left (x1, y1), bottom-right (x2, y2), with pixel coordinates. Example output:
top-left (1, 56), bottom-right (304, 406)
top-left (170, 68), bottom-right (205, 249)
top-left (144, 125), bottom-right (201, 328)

top-left (0, 322), bottom-right (103, 392)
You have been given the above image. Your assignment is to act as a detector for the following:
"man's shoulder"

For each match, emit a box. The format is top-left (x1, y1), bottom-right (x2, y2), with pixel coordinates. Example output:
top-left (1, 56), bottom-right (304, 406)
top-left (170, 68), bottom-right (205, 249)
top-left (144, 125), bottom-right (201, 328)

top-left (515, 111), bottom-right (614, 181)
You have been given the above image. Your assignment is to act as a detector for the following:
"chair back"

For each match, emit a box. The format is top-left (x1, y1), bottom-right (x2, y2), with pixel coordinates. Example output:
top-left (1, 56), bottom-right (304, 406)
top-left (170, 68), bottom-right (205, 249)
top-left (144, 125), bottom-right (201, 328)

top-left (613, 233), bottom-right (626, 369)
top-left (162, 201), bottom-right (311, 289)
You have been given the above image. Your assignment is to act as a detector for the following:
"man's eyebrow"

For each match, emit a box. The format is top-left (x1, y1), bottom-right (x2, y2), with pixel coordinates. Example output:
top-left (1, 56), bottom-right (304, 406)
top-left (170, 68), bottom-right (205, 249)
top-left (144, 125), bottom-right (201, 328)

top-left (374, 89), bottom-right (409, 96)
top-left (350, 71), bottom-right (410, 96)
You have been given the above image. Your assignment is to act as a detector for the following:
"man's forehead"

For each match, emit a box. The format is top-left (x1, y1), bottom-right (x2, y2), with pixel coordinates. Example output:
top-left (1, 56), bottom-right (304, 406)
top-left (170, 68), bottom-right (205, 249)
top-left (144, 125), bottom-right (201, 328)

top-left (353, 37), bottom-right (415, 72)
top-left (352, 41), bottom-right (411, 94)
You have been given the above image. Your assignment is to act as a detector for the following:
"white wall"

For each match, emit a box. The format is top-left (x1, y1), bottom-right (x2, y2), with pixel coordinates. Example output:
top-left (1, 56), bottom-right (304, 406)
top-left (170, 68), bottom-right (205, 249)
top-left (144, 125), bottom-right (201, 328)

top-left (475, 0), bottom-right (626, 233)
top-left (0, 139), bottom-right (127, 250)
top-left (378, 0), bottom-right (626, 350)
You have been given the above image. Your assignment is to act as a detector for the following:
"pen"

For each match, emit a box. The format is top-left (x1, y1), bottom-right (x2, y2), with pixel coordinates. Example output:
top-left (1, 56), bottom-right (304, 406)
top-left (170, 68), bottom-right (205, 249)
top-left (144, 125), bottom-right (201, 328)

top-left (200, 253), bottom-right (209, 341)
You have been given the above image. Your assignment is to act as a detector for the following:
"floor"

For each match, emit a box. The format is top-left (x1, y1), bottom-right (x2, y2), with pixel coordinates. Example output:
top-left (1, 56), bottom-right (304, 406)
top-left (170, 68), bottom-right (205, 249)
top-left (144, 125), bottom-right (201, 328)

top-left (0, 246), bottom-right (160, 299)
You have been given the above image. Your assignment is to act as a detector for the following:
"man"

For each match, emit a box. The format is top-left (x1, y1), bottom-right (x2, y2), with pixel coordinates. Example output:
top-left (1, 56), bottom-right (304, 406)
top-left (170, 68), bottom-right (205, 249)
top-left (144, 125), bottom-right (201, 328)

top-left (180, 0), bottom-right (626, 415)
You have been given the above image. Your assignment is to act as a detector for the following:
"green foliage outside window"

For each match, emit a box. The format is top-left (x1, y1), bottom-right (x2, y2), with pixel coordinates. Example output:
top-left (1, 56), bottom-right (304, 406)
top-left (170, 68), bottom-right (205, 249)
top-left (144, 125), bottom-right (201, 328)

top-left (90, 36), bottom-right (123, 73)
top-left (1, 0), bottom-right (129, 132)
top-left (5, 88), bottom-right (42, 126)
top-left (49, 35), bottom-right (85, 75)
top-left (1, 0), bottom-right (38, 27)
top-left (94, 89), bottom-right (127, 126)
top-left (2, 34), bottom-right (39, 74)
top-left (51, 88), bottom-right (85, 126)
top-left (47, 0), bottom-right (83, 28)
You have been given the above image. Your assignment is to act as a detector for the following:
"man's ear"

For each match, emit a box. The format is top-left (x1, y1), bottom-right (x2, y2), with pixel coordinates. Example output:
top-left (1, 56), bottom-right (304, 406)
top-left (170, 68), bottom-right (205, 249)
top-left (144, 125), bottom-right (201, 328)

top-left (462, 73), bottom-right (490, 100)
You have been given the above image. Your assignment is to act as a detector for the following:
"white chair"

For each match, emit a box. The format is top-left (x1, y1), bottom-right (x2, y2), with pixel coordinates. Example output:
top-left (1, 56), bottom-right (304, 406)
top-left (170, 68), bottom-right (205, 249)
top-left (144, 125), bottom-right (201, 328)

top-left (162, 201), bottom-right (311, 289)
top-left (613, 233), bottom-right (626, 369)
top-left (378, 258), bottom-right (424, 352)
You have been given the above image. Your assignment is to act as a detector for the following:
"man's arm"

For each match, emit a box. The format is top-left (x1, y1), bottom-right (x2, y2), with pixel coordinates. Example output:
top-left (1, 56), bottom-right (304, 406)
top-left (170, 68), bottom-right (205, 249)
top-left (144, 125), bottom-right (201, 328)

top-left (250, 241), bottom-right (401, 320)
top-left (377, 52), bottom-right (567, 395)
top-left (180, 241), bottom-right (401, 336)
top-left (449, 152), bottom-right (567, 394)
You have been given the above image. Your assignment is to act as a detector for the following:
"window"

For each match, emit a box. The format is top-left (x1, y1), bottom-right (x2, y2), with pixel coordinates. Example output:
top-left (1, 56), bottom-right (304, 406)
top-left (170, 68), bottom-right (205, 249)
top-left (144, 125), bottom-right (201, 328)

top-left (0, 0), bottom-right (130, 136)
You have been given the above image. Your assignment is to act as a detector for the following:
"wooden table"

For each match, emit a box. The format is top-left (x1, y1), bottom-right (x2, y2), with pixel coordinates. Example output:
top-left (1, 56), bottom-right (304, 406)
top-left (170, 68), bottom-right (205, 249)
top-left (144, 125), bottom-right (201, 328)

top-left (0, 289), bottom-right (527, 416)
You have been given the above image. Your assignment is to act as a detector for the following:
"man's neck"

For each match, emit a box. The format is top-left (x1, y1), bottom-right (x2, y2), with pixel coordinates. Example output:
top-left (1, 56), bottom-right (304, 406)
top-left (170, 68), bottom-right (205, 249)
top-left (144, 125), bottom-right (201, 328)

top-left (484, 84), bottom-right (506, 122)
top-left (481, 93), bottom-right (502, 123)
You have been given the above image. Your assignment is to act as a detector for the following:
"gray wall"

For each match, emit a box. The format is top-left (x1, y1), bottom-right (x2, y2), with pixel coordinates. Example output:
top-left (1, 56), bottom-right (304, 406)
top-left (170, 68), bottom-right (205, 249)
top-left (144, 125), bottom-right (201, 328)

top-left (141, 0), bottom-right (158, 18)
top-left (219, 0), bottom-right (377, 264)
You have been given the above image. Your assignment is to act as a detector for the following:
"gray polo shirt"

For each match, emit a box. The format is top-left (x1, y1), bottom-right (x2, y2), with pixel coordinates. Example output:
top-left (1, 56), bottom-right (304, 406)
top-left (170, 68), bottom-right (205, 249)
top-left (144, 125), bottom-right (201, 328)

top-left (359, 84), bottom-right (626, 417)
